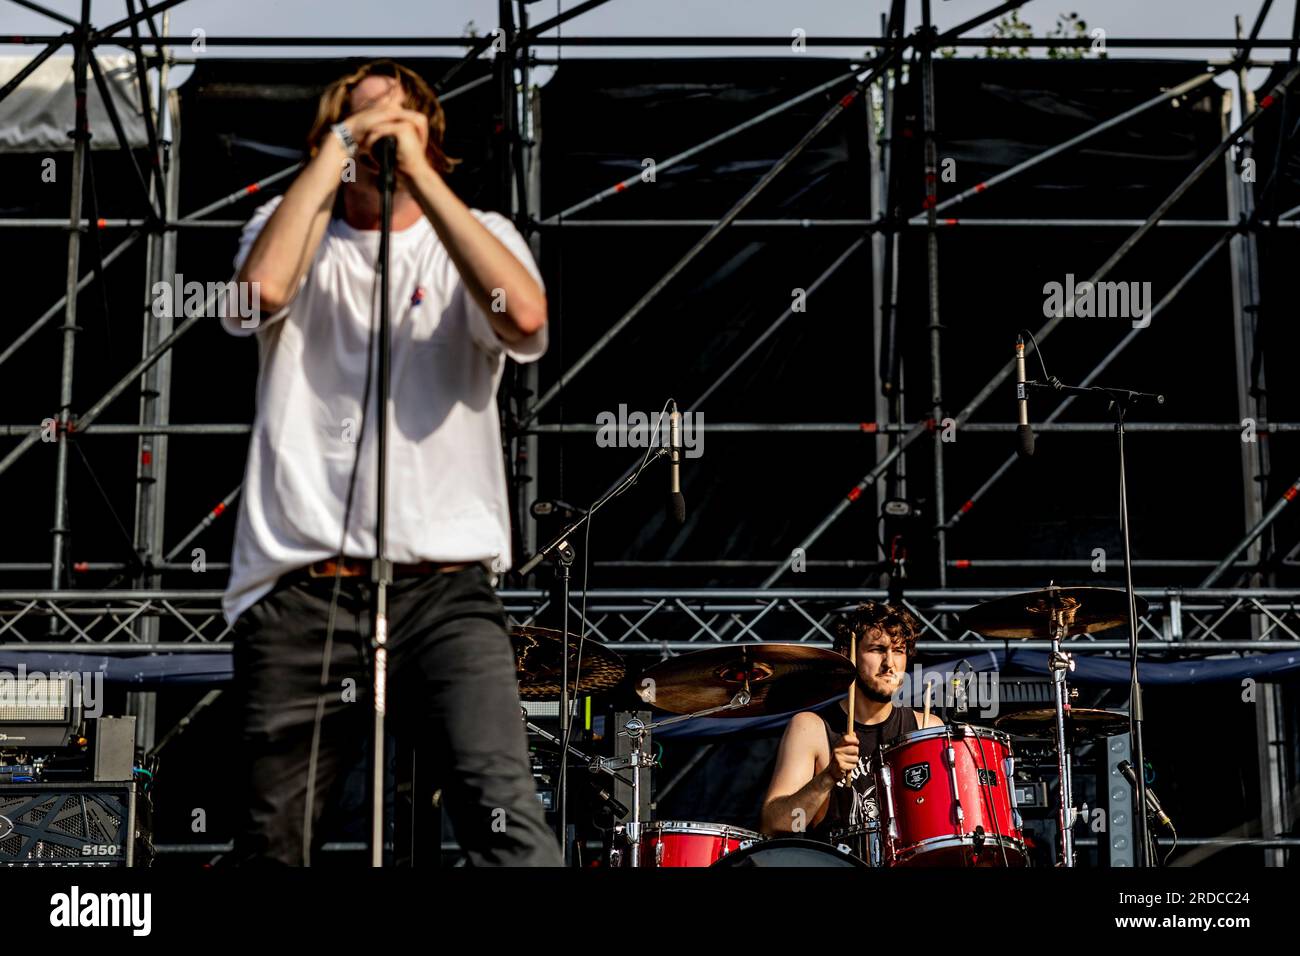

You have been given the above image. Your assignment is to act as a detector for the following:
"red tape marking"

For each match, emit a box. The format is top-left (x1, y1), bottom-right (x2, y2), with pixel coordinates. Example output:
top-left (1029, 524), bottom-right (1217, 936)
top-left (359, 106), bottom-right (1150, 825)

top-left (859, 422), bottom-right (878, 433)
top-left (73, 561), bottom-right (89, 573)
top-left (1285, 484), bottom-right (1299, 502)
top-left (974, 182), bottom-right (988, 193)
top-left (838, 92), bottom-right (856, 109)
top-left (954, 559), bottom-right (971, 569)
top-left (141, 450), bottom-right (152, 466)
top-left (959, 500), bottom-right (974, 514)
top-left (213, 502), bottom-right (227, 517)
top-left (245, 183), bottom-right (261, 194)
top-left (1260, 94), bottom-right (1276, 109)
top-left (614, 182), bottom-right (627, 193)
top-left (847, 486), bottom-right (863, 502)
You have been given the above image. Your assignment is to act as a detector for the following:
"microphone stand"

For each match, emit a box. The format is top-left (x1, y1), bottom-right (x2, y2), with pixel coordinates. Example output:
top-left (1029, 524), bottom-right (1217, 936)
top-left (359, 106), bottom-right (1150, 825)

top-left (1025, 378), bottom-right (1163, 866)
top-left (516, 445), bottom-right (670, 865)
top-left (368, 138), bottom-right (397, 867)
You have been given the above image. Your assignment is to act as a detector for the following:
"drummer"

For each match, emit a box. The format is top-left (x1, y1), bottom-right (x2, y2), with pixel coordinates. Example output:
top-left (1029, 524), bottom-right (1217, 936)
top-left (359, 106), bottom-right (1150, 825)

top-left (760, 601), bottom-right (942, 838)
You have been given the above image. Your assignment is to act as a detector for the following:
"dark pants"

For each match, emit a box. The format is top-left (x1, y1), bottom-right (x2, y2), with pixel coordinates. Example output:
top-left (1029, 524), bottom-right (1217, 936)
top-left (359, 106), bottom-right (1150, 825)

top-left (229, 564), bottom-right (561, 866)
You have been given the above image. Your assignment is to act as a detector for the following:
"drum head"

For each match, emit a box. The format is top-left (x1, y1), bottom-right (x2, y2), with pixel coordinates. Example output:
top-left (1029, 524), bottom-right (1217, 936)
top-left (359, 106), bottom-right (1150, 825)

top-left (644, 820), bottom-right (761, 841)
top-left (710, 838), bottom-right (869, 868)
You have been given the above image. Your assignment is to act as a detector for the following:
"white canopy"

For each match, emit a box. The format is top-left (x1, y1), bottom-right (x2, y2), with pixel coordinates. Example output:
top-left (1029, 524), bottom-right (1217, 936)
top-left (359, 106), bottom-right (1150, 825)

top-left (0, 53), bottom-right (154, 153)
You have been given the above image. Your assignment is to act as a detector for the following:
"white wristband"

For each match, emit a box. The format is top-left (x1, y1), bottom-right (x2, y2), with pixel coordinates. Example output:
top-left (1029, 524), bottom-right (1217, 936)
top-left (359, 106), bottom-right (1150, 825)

top-left (331, 122), bottom-right (358, 158)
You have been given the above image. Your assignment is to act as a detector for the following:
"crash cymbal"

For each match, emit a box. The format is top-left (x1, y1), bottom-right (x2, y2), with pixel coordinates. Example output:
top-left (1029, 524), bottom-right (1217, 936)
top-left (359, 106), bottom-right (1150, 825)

top-left (995, 707), bottom-right (1131, 740)
top-left (961, 586), bottom-right (1148, 639)
top-left (635, 643), bottom-right (856, 718)
top-left (510, 625), bottom-right (626, 701)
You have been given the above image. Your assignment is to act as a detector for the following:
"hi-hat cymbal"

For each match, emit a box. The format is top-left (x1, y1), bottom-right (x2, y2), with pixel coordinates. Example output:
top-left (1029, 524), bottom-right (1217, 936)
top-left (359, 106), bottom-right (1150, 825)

top-left (511, 626), bottom-right (626, 701)
top-left (995, 707), bottom-right (1131, 740)
top-left (635, 643), bottom-right (856, 718)
top-left (961, 586), bottom-right (1148, 639)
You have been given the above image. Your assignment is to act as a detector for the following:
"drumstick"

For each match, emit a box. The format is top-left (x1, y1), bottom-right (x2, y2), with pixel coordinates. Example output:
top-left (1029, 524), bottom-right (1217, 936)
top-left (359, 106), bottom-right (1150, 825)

top-left (922, 678), bottom-right (933, 726)
top-left (846, 633), bottom-right (856, 733)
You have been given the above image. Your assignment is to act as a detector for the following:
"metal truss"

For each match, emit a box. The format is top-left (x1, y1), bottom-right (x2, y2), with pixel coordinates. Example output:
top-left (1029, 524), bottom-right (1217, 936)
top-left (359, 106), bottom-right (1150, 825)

top-left (1, 588), bottom-right (1298, 655)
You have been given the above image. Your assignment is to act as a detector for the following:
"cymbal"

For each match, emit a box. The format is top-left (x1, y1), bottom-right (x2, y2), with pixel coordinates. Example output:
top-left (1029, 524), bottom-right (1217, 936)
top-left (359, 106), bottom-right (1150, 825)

top-left (635, 643), bottom-right (856, 718)
top-left (510, 626), bottom-right (627, 701)
top-left (961, 586), bottom-right (1148, 639)
top-left (995, 707), bottom-right (1131, 740)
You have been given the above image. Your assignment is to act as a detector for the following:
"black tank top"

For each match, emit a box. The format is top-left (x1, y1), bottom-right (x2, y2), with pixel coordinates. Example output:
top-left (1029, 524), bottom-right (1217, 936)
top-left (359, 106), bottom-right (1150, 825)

top-left (808, 701), bottom-right (920, 838)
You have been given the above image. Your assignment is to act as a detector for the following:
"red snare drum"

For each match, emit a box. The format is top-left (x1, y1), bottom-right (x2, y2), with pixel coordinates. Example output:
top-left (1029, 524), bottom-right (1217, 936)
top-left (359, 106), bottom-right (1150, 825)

top-left (876, 724), bottom-right (1027, 867)
top-left (631, 821), bottom-right (763, 867)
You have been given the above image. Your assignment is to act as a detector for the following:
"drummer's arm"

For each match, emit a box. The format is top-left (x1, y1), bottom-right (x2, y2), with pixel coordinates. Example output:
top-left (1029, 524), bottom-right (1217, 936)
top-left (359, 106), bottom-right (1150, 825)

top-left (760, 713), bottom-right (836, 835)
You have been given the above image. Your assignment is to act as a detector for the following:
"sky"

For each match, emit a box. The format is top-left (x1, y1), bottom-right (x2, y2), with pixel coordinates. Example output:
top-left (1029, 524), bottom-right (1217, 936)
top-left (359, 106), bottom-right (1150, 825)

top-left (1, 0), bottom-right (1297, 65)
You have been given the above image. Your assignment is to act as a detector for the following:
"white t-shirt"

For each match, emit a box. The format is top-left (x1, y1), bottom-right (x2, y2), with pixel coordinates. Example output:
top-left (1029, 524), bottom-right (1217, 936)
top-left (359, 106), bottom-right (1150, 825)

top-left (219, 196), bottom-right (545, 624)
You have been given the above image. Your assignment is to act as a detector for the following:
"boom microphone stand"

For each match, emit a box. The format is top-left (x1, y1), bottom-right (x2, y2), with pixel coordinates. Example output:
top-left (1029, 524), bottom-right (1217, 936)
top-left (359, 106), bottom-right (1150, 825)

top-left (368, 137), bottom-right (398, 867)
top-left (1025, 379), bottom-right (1164, 867)
top-left (517, 439), bottom-right (672, 865)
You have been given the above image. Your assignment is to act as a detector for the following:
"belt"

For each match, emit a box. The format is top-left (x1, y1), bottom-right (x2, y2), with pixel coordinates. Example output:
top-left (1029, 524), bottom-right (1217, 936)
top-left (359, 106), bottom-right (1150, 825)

top-left (302, 558), bottom-right (472, 579)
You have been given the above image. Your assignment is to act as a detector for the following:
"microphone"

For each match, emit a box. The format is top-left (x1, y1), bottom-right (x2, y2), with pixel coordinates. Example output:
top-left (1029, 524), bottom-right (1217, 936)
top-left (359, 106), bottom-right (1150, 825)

top-left (1015, 334), bottom-right (1035, 458)
top-left (952, 668), bottom-right (969, 715)
top-left (1118, 760), bottom-right (1173, 829)
top-left (668, 403), bottom-right (685, 525)
top-left (375, 135), bottom-right (397, 186)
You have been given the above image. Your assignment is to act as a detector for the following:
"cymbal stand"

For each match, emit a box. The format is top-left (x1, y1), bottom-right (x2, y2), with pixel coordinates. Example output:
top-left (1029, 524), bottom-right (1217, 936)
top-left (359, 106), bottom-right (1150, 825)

top-left (603, 716), bottom-right (655, 867)
top-left (1048, 608), bottom-right (1077, 866)
top-left (607, 681), bottom-right (756, 866)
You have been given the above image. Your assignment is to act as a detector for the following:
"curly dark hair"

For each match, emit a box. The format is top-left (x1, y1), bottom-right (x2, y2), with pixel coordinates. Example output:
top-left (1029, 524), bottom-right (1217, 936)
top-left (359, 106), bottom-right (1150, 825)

top-left (832, 601), bottom-right (920, 659)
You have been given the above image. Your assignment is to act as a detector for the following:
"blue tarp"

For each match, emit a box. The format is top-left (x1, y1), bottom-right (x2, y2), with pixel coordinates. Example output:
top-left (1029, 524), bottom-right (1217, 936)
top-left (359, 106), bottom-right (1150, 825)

top-left (650, 648), bottom-right (1300, 740)
top-left (1, 646), bottom-right (1297, 740)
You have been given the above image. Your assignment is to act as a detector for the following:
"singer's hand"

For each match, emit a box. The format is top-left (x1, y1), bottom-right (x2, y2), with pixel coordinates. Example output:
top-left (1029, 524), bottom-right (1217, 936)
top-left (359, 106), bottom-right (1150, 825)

top-left (339, 103), bottom-right (404, 152)
top-left (357, 109), bottom-right (432, 181)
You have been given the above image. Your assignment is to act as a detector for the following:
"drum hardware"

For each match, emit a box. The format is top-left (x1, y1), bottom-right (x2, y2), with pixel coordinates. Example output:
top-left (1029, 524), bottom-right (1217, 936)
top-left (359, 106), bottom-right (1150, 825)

top-left (945, 741), bottom-right (964, 827)
top-left (1015, 375), bottom-right (1163, 866)
top-left (879, 764), bottom-right (899, 843)
top-left (1049, 614), bottom-right (1077, 863)
top-left (961, 585), bottom-right (1150, 867)
top-left (515, 438), bottom-right (673, 865)
top-left (1004, 755), bottom-right (1024, 830)
top-left (828, 822), bottom-right (883, 867)
top-left (604, 643), bottom-right (858, 867)
top-left (521, 709), bottom-right (636, 857)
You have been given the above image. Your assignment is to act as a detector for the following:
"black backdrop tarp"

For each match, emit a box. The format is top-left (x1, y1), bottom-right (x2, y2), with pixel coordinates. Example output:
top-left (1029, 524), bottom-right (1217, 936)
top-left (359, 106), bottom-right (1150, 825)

top-left (0, 55), bottom-right (1296, 862)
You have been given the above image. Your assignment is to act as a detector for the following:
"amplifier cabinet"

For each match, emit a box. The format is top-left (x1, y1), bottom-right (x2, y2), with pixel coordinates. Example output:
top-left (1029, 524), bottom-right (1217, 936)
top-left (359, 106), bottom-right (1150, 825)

top-left (0, 781), bottom-right (136, 867)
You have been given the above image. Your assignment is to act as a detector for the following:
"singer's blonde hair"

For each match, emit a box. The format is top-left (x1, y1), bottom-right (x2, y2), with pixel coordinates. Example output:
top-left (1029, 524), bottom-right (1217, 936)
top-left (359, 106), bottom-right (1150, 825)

top-left (306, 59), bottom-right (460, 175)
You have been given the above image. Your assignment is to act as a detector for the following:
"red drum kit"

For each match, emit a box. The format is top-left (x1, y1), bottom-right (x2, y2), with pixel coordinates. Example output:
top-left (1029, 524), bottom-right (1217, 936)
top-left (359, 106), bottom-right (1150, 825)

top-left (514, 585), bottom-right (1143, 868)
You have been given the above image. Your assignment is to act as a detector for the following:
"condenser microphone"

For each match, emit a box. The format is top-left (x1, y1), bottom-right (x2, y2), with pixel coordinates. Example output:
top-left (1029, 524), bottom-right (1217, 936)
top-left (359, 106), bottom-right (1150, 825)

top-left (668, 403), bottom-right (685, 525)
top-left (1015, 335), bottom-right (1035, 458)
top-left (1118, 760), bottom-right (1173, 829)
